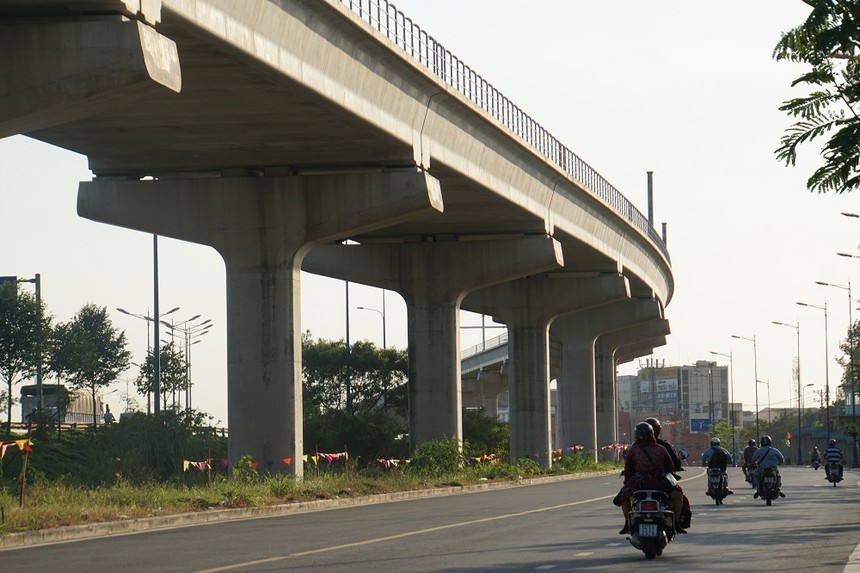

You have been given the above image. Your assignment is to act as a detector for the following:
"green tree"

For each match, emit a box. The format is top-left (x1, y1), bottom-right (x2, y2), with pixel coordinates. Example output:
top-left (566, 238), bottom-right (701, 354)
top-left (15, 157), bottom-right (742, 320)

top-left (774, 0), bottom-right (860, 193)
top-left (64, 304), bottom-right (131, 429)
top-left (134, 342), bottom-right (187, 412)
top-left (45, 321), bottom-right (81, 431)
top-left (301, 332), bottom-right (408, 416)
top-left (0, 281), bottom-right (52, 432)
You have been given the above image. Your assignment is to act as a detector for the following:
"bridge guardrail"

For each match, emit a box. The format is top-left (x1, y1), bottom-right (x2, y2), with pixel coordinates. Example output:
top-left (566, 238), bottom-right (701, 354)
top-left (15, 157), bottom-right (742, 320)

top-left (460, 332), bottom-right (509, 360)
top-left (340, 0), bottom-right (670, 264)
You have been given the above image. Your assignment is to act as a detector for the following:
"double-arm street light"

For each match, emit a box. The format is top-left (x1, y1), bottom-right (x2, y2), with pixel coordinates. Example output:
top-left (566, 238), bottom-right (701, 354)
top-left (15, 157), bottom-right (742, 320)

top-left (773, 320), bottom-right (803, 464)
top-left (710, 350), bottom-right (736, 463)
top-left (117, 305), bottom-right (180, 414)
top-left (797, 300), bottom-right (831, 442)
top-left (829, 260), bottom-right (860, 468)
top-left (731, 334), bottom-right (760, 441)
top-left (161, 315), bottom-right (212, 410)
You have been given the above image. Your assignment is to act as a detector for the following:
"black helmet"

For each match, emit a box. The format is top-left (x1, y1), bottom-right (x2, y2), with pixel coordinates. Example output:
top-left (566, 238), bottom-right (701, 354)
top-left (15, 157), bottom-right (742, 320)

top-left (829, 439), bottom-right (837, 446)
top-left (710, 437), bottom-right (721, 446)
top-left (748, 439), bottom-right (756, 446)
top-left (644, 417), bottom-right (662, 437)
top-left (634, 422), bottom-right (655, 440)
top-left (760, 435), bottom-right (772, 446)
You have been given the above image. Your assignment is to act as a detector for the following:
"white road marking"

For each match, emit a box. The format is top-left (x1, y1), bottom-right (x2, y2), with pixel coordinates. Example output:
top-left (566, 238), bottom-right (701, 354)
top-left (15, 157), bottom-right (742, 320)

top-left (535, 565), bottom-right (558, 570)
top-left (194, 493), bottom-right (617, 572)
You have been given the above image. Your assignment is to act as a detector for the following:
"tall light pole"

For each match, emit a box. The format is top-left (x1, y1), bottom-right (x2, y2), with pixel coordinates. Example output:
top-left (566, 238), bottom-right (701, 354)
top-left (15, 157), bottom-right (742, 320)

top-left (710, 350), bottom-right (735, 463)
top-left (829, 262), bottom-right (860, 468)
top-left (773, 320), bottom-right (803, 464)
top-left (117, 304), bottom-right (180, 414)
top-left (757, 379), bottom-right (771, 423)
top-left (161, 315), bottom-right (211, 410)
top-left (798, 301), bottom-right (831, 442)
top-left (732, 334), bottom-right (760, 441)
top-left (17, 274), bottom-right (42, 416)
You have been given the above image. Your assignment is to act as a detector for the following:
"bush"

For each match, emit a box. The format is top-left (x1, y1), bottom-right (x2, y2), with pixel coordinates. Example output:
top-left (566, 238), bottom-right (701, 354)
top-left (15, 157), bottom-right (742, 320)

top-left (407, 437), bottom-right (464, 476)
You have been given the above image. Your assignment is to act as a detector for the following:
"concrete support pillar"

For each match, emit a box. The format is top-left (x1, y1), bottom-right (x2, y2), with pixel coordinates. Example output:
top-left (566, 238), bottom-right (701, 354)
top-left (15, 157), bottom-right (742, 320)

top-left (77, 168), bottom-right (442, 477)
top-left (550, 298), bottom-right (662, 457)
top-left (463, 274), bottom-right (630, 466)
top-left (1, 19), bottom-right (180, 138)
top-left (303, 235), bottom-right (563, 451)
top-left (462, 370), bottom-right (507, 419)
top-left (595, 319), bottom-right (670, 450)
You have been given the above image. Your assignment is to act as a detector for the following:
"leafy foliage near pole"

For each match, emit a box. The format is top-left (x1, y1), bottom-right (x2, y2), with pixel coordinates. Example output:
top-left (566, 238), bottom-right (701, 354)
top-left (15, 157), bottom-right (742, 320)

top-left (0, 282), bottom-right (51, 432)
top-left (135, 342), bottom-right (187, 412)
top-left (774, 0), bottom-right (860, 193)
top-left (63, 304), bottom-right (131, 429)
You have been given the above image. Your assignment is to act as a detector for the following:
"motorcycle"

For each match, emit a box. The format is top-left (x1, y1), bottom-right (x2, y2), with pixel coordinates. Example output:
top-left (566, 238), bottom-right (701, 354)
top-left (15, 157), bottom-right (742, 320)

top-left (826, 463), bottom-right (843, 486)
top-left (626, 489), bottom-right (676, 560)
top-left (757, 467), bottom-right (782, 506)
top-left (812, 456), bottom-right (820, 471)
top-left (706, 468), bottom-right (728, 505)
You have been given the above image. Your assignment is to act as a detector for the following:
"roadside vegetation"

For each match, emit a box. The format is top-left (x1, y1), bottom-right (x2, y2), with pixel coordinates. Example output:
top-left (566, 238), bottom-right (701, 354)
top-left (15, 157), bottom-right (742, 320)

top-left (0, 409), bottom-right (619, 535)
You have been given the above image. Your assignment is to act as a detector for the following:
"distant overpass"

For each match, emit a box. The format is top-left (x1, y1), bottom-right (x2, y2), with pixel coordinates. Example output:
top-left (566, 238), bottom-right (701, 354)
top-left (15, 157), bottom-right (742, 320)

top-left (1, 0), bottom-right (672, 473)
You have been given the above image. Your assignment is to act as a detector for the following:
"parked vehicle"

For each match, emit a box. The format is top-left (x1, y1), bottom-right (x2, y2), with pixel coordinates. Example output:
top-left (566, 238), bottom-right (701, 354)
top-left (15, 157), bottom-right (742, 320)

top-left (625, 489), bottom-right (676, 560)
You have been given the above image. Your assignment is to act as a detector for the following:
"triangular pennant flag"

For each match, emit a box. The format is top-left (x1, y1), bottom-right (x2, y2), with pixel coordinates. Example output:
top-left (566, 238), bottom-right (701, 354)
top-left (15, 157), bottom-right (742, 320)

top-left (282, 457), bottom-right (292, 465)
top-left (0, 442), bottom-right (8, 460)
top-left (266, 460), bottom-right (274, 469)
top-left (183, 460), bottom-right (191, 472)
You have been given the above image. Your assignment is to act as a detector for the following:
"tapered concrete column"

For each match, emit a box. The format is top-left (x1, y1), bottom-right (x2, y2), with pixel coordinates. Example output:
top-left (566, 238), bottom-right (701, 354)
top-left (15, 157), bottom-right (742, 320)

top-left (550, 298), bottom-right (662, 456)
top-left (78, 168), bottom-right (442, 477)
top-left (1, 19), bottom-right (180, 138)
top-left (463, 274), bottom-right (630, 466)
top-left (303, 235), bottom-right (563, 451)
top-left (595, 319), bottom-right (670, 450)
top-left (462, 370), bottom-right (507, 419)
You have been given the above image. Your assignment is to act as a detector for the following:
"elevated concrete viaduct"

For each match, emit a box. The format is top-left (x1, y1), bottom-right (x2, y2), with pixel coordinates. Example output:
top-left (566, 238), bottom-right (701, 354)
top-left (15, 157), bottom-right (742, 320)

top-left (1, 0), bottom-right (673, 474)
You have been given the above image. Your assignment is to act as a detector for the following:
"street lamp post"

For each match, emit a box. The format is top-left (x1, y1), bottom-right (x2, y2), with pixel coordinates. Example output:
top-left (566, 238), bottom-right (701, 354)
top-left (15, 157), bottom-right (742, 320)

top-left (161, 315), bottom-right (211, 410)
top-left (757, 379), bottom-right (771, 424)
top-left (117, 305), bottom-right (180, 414)
top-left (797, 301), bottom-right (831, 443)
top-left (824, 267), bottom-right (860, 468)
top-left (731, 334), bottom-right (760, 441)
top-left (17, 275), bottom-right (42, 416)
top-left (710, 350), bottom-right (736, 464)
top-left (773, 320), bottom-right (803, 464)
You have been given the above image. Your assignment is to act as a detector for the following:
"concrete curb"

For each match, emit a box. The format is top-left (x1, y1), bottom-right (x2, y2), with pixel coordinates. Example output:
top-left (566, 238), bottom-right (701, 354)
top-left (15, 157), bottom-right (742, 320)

top-left (0, 470), bottom-right (619, 550)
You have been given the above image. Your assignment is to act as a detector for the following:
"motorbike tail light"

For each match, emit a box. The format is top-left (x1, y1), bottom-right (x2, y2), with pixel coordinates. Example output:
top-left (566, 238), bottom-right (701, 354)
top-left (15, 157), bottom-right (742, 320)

top-left (640, 500), bottom-right (659, 511)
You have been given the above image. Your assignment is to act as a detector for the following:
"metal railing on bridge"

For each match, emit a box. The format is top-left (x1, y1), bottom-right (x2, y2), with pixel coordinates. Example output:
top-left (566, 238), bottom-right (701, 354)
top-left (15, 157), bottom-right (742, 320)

top-left (340, 0), bottom-right (669, 263)
top-left (460, 332), bottom-right (509, 360)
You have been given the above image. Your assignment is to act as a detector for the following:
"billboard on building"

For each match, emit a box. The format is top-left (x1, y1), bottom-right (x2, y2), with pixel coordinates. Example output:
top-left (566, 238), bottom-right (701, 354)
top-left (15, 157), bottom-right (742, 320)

top-left (690, 415), bottom-right (710, 433)
top-left (638, 371), bottom-right (679, 407)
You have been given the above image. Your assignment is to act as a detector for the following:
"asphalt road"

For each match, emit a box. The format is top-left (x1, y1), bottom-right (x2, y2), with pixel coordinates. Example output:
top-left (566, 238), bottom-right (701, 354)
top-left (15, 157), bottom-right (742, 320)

top-left (0, 466), bottom-right (857, 572)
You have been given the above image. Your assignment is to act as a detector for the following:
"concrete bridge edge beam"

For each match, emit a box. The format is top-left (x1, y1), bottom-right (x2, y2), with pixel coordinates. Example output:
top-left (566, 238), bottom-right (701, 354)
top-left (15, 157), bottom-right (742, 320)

top-left (550, 298), bottom-right (663, 457)
top-left (302, 235), bottom-right (563, 452)
top-left (464, 274), bottom-right (631, 466)
top-left (77, 170), bottom-right (442, 478)
top-left (0, 19), bottom-right (181, 139)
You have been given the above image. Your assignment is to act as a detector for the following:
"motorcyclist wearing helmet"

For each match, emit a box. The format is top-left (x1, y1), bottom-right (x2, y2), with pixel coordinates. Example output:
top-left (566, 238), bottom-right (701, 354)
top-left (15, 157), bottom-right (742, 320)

top-left (617, 421), bottom-right (685, 534)
top-left (645, 417), bottom-right (682, 472)
top-left (750, 435), bottom-right (785, 497)
top-left (742, 439), bottom-right (757, 481)
top-left (810, 446), bottom-right (821, 469)
top-left (701, 437), bottom-right (734, 495)
top-left (824, 439), bottom-right (844, 480)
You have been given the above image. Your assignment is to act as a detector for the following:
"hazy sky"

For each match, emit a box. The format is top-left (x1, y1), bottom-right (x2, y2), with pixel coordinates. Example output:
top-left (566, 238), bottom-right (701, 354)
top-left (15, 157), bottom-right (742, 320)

top-left (3, 1), bottom-right (858, 424)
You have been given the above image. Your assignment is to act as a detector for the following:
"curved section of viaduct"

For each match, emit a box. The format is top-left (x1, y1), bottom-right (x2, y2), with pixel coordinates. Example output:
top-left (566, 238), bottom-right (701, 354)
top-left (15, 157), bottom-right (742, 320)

top-left (1, 0), bottom-right (673, 475)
